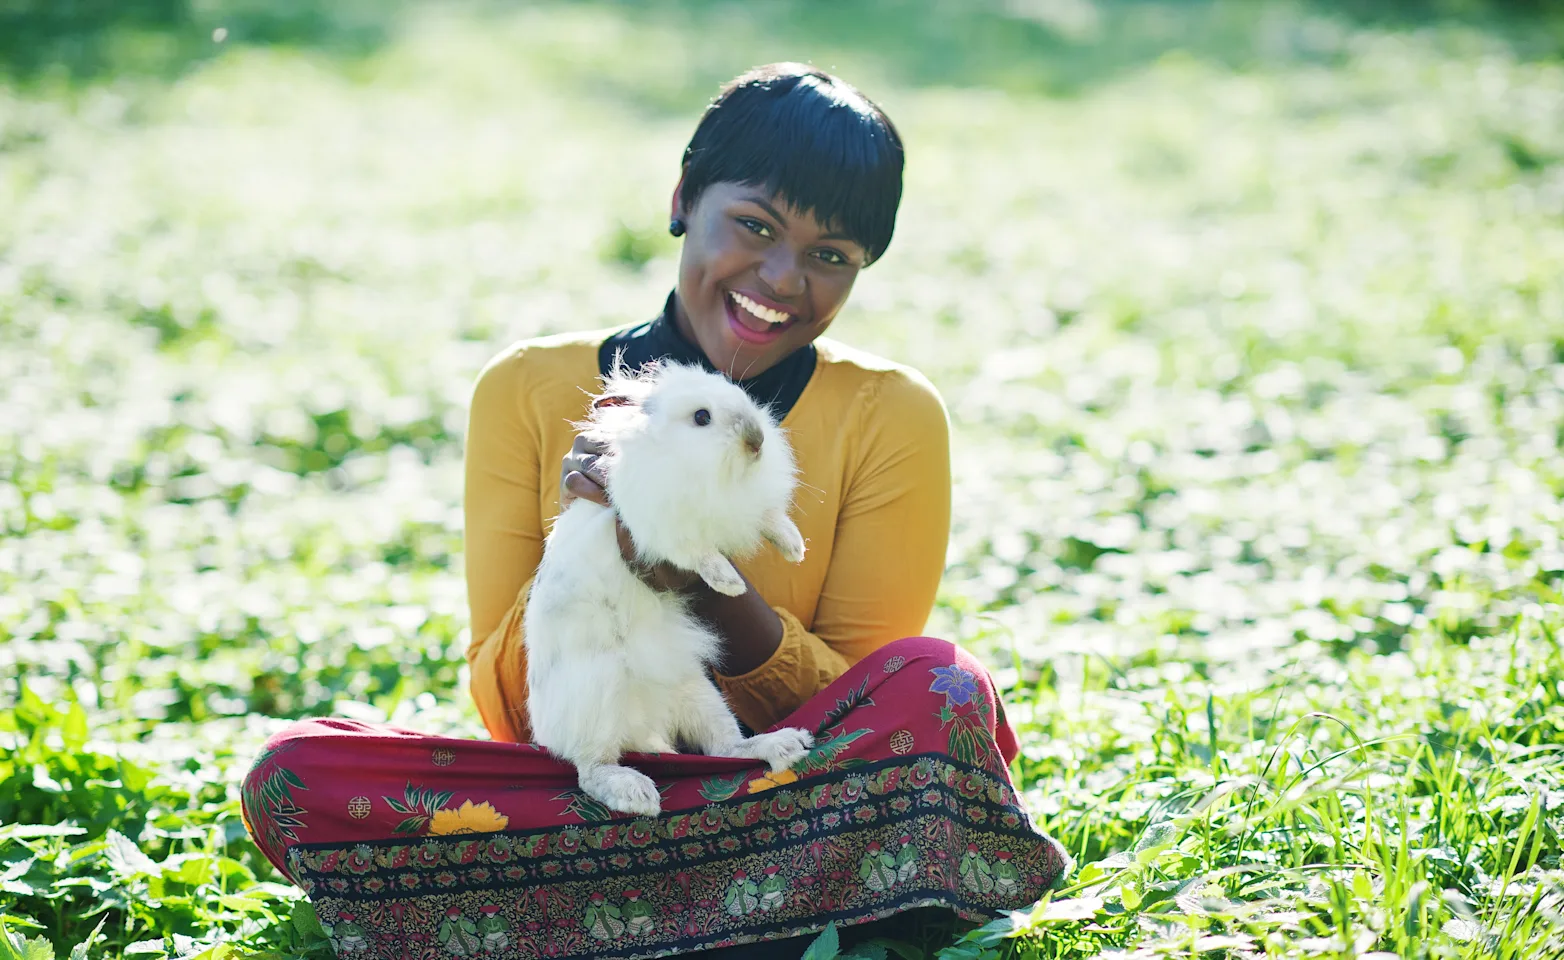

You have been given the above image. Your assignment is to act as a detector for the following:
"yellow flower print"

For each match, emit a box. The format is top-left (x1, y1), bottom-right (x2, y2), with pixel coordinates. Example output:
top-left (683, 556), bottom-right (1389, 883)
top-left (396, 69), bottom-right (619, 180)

top-left (428, 800), bottom-right (510, 835)
top-left (746, 768), bottom-right (798, 795)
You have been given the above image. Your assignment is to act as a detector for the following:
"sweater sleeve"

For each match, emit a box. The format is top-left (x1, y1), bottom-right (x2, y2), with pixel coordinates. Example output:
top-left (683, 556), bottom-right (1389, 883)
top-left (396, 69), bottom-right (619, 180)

top-left (463, 349), bottom-right (544, 743)
top-left (713, 369), bottom-right (953, 731)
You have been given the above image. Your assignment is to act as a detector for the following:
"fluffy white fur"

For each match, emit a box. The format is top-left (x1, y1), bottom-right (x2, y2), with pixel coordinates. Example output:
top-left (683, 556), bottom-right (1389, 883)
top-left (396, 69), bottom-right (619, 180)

top-left (524, 362), bottom-right (814, 817)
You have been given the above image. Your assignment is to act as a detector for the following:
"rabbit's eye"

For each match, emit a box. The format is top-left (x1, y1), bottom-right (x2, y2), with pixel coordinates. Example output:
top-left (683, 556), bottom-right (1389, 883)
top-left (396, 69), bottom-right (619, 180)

top-left (693, 409), bottom-right (712, 426)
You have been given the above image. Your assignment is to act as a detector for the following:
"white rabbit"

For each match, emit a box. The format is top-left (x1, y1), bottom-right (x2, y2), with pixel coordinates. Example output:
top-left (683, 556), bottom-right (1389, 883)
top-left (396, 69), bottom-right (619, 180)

top-left (524, 361), bottom-right (815, 817)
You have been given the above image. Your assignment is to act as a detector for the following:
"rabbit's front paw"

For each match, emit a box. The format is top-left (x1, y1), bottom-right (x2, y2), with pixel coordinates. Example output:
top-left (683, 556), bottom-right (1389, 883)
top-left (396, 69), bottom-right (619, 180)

top-left (765, 513), bottom-right (806, 564)
top-left (737, 727), bottom-right (815, 773)
top-left (580, 764), bottom-right (661, 817)
top-left (697, 555), bottom-right (747, 596)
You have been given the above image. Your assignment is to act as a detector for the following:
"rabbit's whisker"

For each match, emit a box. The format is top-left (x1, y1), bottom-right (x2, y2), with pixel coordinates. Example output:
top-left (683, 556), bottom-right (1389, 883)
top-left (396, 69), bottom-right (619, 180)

top-left (725, 341), bottom-right (742, 381)
top-left (793, 478), bottom-right (826, 499)
top-left (737, 352), bottom-right (762, 382)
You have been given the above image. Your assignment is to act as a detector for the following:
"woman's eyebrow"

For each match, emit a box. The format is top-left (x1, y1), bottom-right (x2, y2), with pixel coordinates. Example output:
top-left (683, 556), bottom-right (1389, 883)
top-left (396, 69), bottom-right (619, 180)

top-left (742, 195), bottom-right (790, 225)
top-left (741, 194), bottom-right (860, 247)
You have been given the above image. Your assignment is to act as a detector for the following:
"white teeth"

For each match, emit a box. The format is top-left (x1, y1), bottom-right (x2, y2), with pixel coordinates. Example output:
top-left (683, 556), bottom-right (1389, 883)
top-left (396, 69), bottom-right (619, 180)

top-left (729, 291), bottom-right (791, 325)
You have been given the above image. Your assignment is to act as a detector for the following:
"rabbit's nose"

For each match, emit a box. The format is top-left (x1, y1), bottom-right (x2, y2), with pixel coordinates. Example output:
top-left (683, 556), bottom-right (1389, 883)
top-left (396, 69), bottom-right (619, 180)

top-left (741, 421), bottom-right (764, 457)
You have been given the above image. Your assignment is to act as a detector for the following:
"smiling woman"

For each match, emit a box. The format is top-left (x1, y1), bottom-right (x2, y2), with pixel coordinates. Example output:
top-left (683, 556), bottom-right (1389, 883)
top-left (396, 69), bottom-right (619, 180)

top-left (667, 63), bottom-right (902, 380)
top-left (241, 63), bottom-right (1070, 960)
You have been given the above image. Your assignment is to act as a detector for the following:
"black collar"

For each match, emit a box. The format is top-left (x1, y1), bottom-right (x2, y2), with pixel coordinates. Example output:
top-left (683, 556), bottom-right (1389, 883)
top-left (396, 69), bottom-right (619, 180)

top-left (598, 292), bottom-right (817, 420)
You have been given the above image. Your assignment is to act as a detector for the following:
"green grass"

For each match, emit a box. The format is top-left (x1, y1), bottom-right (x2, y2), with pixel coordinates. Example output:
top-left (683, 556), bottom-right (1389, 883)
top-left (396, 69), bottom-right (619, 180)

top-left (4, 1), bottom-right (1564, 957)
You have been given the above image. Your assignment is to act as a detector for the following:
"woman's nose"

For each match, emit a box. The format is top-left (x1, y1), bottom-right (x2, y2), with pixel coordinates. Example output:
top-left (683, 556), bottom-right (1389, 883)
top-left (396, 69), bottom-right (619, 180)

top-left (758, 246), bottom-right (806, 299)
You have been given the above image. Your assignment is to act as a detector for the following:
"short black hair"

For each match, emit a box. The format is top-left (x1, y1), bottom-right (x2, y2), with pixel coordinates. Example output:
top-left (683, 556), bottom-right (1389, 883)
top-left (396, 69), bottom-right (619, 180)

top-left (680, 63), bottom-right (904, 265)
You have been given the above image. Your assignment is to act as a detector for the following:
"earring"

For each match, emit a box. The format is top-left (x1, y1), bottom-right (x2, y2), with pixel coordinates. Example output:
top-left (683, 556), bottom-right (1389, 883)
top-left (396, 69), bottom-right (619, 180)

top-left (669, 218), bottom-right (686, 238)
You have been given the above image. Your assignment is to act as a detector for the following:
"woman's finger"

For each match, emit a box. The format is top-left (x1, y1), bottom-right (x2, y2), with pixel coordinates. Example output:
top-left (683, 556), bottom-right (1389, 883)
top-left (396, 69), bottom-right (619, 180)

top-left (561, 434), bottom-right (610, 504)
top-left (614, 516), bottom-right (698, 592)
top-left (564, 470), bottom-right (611, 507)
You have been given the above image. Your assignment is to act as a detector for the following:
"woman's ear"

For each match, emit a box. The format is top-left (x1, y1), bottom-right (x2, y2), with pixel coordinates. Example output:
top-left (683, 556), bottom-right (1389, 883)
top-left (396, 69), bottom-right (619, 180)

top-left (670, 170), bottom-right (687, 223)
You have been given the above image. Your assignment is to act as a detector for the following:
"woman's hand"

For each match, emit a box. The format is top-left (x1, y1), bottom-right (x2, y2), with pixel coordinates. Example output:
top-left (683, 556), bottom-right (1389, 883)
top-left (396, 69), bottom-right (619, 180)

top-left (560, 434), bottom-right (610, 507)
top-left (560, 435), bottom-right (700, 592)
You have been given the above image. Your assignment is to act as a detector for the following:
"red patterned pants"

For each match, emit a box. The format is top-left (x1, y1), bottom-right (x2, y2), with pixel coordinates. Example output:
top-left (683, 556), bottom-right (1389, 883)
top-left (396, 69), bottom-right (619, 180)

top-left (242, 637), bottom-right (1072, 959)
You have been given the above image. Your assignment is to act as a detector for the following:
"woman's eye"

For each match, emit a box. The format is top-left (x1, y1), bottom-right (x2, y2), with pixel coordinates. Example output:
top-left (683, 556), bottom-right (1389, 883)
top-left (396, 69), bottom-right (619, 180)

top-left (693, 409), bottom-right (711, 426)
top-left (815, 249), bottom-right (848, 266)
top-left (738, 218), bottom-right (773, 238)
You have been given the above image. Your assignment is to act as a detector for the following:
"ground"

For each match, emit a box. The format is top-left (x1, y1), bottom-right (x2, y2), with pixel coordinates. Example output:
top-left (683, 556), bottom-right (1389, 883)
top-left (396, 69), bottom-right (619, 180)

top-left (2, 1), bottom-right (1564, 958)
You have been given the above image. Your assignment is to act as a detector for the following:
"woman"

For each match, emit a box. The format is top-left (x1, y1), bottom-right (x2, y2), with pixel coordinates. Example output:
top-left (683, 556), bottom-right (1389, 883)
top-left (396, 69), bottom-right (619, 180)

top-left (243, 64), bottom-right (1070, 959)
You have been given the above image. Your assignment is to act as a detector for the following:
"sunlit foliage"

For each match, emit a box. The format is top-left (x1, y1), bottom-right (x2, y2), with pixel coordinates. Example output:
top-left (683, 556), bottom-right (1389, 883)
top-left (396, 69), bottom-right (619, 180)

top-left (3, 1), bottom-right (1564, 957)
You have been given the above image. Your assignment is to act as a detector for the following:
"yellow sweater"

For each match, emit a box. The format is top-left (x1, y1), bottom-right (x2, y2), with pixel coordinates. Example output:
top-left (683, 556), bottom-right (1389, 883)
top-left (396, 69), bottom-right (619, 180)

top-left (463, 328), bottom-right (951, 742)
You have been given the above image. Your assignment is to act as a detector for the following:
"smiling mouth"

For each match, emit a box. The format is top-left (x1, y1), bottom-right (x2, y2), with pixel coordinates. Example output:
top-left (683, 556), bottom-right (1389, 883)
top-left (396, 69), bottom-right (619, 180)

top-left (725, 289), bottom-right (800, 339)
top-left (729, 290), bottom-right (792, 326)
top-left (724, 289), bottom-right (802, 344)
top-left (723, 289), bottom-right (800, 347)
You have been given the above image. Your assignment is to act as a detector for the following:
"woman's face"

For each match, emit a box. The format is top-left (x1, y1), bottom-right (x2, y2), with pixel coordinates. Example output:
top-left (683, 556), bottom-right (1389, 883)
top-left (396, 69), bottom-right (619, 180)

top-left (672, 180), bottom-right (868, 380)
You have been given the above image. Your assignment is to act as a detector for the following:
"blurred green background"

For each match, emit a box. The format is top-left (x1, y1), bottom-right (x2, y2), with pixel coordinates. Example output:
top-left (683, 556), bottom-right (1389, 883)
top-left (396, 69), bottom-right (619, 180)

top-left (3, 1), bottom-right (1564, 958)
top-left (2, 0), bottom-right (1563, 91)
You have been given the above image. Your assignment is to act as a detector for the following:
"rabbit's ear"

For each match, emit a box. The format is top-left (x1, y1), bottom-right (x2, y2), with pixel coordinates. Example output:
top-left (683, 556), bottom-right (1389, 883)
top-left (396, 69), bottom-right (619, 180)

top-left (592, 393), bottom-right (636, 410)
